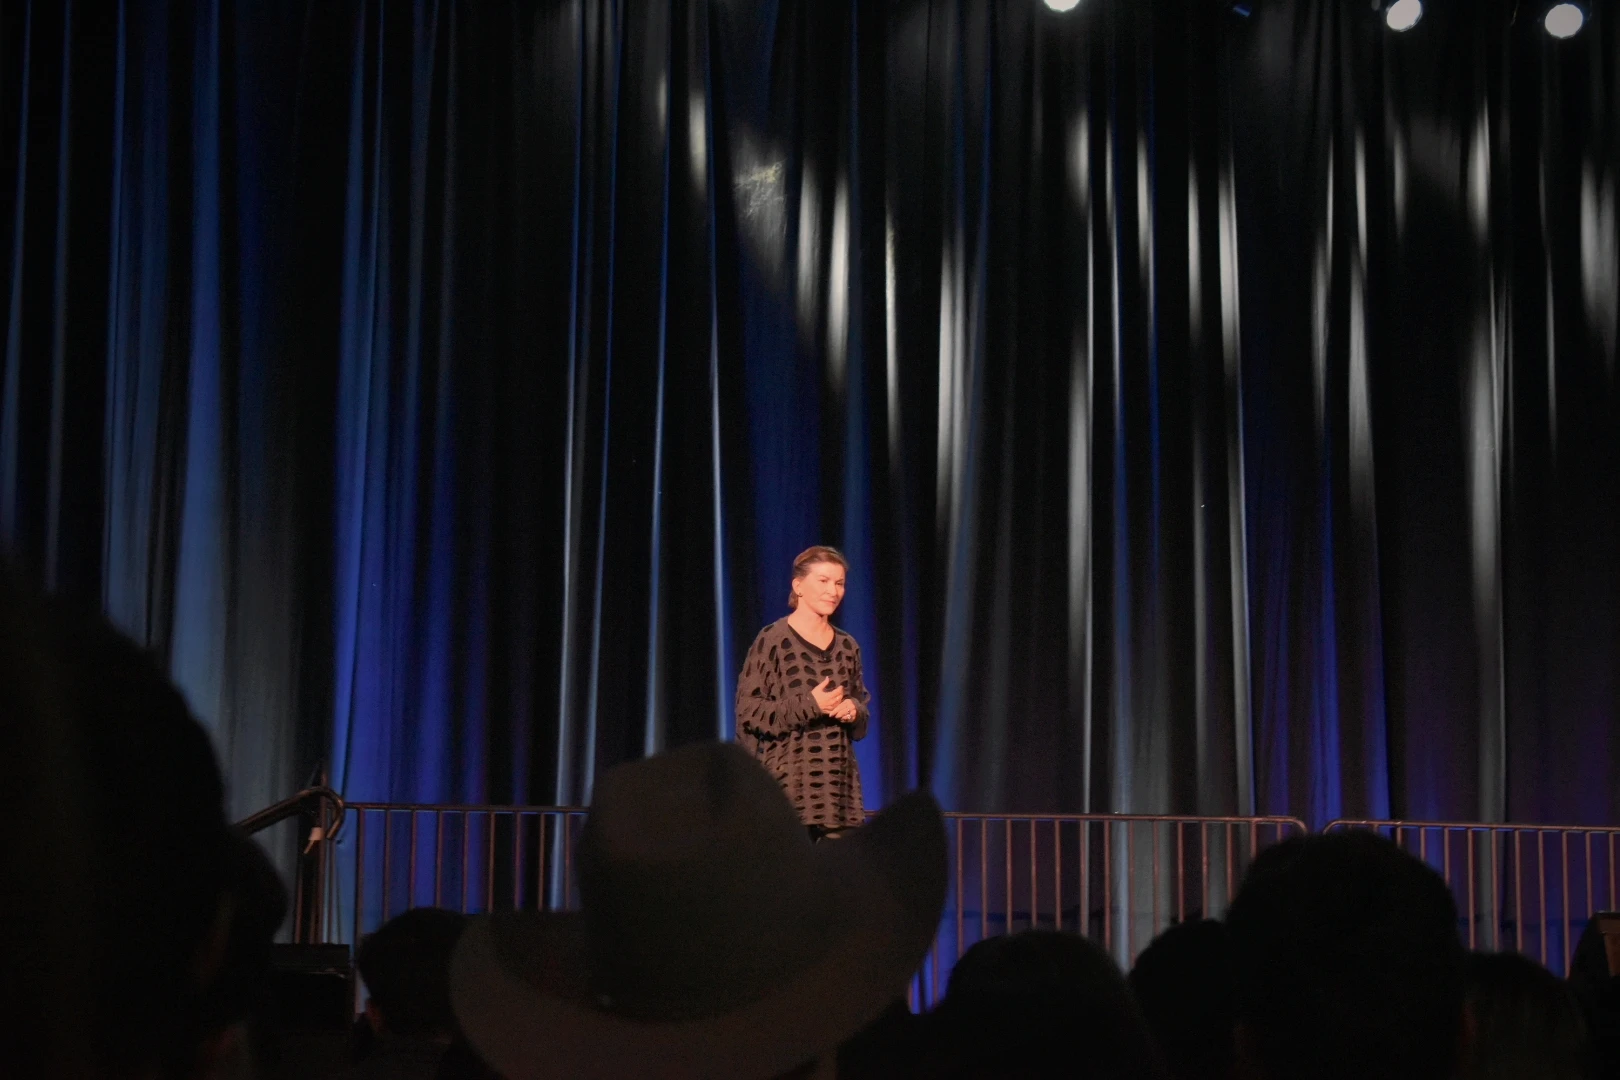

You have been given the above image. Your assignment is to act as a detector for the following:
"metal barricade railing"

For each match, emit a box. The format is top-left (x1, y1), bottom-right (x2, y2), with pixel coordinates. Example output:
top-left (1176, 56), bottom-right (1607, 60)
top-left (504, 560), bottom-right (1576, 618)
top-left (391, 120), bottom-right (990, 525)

top-left (345, 804), bottom-right (590, 949)
top-left (294, 804), bottom-right (1620, 1002)
top-left (338, 805), bottom-right (1306, 1007)
top-left (1324, 819), bottom-right (1620, 975)
top-left (918, 813), bottom-right (1307, 1007)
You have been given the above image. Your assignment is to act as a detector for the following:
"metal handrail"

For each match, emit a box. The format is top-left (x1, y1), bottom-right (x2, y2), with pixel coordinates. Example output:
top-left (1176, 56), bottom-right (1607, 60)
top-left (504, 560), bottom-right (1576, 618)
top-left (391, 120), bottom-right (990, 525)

top-left (237, 785), bottom-right (347, 944)
top-left (945, 810), bottom-right (1306, 826)
top-left (1327, 817), bottom-right (1620, 834)
top-left (346, 801), bottom-right (1305, 827)
top-left (237, 784), bottom-right (347, 843)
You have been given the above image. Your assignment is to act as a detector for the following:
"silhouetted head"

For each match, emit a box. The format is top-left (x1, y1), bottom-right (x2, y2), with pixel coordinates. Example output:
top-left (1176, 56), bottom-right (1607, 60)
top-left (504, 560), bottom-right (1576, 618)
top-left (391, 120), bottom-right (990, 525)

top-left (0, 573), bottom-right (287, 1078)
top-left (1462, 951), bottom-right (1592, 1080)
top-left (932, 930), bottom-right (1164, 1078)
top-left (1129, 920), bottom-right (1238, 1080)
top-left (1225, 832), bottom-right (1465, 1080)
top-left (1568, 918), bottom-right (1620, 1080)
top-left (837, 998), bottom-right (923, 1079)
top-left (359, 907), bottom-right (469, 1038)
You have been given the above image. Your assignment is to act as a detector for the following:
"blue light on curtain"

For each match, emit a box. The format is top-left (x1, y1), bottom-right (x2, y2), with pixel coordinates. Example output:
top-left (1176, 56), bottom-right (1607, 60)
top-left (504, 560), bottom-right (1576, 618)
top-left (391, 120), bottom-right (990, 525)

top-left (331, 0), bottom-right (476, 809)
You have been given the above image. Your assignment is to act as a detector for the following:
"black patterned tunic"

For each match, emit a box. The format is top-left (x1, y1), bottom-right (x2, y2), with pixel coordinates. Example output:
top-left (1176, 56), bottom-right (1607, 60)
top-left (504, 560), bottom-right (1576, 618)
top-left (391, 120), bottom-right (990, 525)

top-left (734, 618), bottom-right (870, 830)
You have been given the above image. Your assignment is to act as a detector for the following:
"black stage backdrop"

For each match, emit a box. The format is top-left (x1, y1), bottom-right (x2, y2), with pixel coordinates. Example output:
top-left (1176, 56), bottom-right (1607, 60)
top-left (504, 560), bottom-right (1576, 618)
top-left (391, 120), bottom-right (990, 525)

top-left (1, 0), bottom-right (1617, 830)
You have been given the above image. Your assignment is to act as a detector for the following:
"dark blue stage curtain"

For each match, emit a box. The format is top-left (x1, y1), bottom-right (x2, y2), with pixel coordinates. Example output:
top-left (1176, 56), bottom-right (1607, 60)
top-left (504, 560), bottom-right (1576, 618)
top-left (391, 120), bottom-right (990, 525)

top-left (2, 0), bottom-right (1617, 835)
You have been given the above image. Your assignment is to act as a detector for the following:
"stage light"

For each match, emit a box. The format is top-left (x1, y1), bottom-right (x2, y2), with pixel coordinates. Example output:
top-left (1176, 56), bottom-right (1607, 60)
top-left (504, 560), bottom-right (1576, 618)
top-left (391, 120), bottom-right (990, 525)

top-left (1544, 3), bottom-right (1586, 37)
top-left (1043, 0), bottom-right (1081, 11)
top-left (1384, 0), bottom-right (1423, 31)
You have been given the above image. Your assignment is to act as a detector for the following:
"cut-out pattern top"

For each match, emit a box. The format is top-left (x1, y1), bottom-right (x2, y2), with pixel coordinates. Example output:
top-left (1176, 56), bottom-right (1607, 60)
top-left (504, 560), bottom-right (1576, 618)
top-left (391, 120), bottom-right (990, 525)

top-left (734, 618), bottom-right (870, 830)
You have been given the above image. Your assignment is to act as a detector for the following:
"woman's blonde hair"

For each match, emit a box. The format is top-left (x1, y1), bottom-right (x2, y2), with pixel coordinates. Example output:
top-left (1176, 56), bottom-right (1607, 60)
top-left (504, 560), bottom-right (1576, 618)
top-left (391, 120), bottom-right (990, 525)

top-left (787, 546), bottom-right (849, 609)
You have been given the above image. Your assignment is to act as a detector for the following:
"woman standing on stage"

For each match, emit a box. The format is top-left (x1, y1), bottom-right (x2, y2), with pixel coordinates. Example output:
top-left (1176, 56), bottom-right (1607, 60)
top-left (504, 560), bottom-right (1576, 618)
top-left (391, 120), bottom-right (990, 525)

top-left (735, 546), bottom-right (870, 841)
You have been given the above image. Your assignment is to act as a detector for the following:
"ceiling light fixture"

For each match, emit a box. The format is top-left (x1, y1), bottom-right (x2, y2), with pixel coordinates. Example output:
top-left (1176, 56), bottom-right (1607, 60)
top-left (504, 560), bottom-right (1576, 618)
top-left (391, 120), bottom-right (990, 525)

top-left (1384, 0), bottom-right (1424, 31)
top-left (1544, 3), bottom-right (1586, 37)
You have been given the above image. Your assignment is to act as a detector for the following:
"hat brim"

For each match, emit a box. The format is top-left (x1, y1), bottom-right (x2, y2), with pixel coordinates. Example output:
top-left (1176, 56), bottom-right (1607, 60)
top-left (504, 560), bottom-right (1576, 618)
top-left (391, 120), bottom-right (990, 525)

top-left (449, 790), bottom-right (947, 1080)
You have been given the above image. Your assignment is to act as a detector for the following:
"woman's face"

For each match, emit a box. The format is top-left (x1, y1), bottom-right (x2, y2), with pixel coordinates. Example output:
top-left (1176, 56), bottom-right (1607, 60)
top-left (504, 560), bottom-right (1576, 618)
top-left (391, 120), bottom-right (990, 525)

top-left (794, 562), bottom-right (846, 617)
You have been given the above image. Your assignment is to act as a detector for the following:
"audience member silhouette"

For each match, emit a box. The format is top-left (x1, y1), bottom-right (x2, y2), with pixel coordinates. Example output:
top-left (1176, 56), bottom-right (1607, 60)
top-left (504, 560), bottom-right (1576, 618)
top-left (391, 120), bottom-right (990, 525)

top-left (1570, 917), bottom-right (1620, 1080)
top-left (0, 573), bottom-right (287, 1079)
top-left (926, 929), bottom-right (1165, 1079)
top-left (332, 907), bottom-right (469, 1080)
top-left (1461, 950), bottom-right (1592, 1080)
top-left (444, 741), bottom-right (947, 1080)
top-left (836, 998), bottom-right (926, 1079)
top-left (1224, 832), bottom-right (1467, 1080)
top-left (1129, 920), bottom-right (1237, 1080)
top-left (434, 1036), bottom-right (508, 1080)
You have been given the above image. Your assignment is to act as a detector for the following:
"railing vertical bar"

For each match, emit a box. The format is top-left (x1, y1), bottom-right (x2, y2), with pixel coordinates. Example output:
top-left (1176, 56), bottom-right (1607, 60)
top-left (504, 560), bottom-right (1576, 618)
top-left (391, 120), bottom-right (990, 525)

top-left (409, 811), bottom-right (420, 909)
top-left (973, 818), bottom-right (987, 939)
top-left (1466, 829), bottom-right (1477, 951)
top-left (1225, 822), bottom-right (1235, 901)
top-left (1176, 823), bottom-right (1186, 926)
top-left (512, 812), bottom-right (523, 911)
top-left (329, 803), bottom-right (342, 941)
top-left (1587, 835), bottom-right (1600, 926)
top-left (1103, 821), bottom-right (1112, 953)
top-left (1005, 818), bottom-right (1013, 935)
top-left (1539, 832), bottom-right (1549, 967)
top-left (536, 812), bottom-right (549, 911)
top-left (564, 813), bottom-right (576, 908)
top-left (312, 802), bottom-right (328, 942)
top-left (487, 812), bottom-right (499, 912)
top-left (382, 811), bottom-right (394, 921)
top-left (1126, 822), bottom-right (1135, 960)
top-left (1586, 832), bottom-right (1595, 925)
top-left (1514, 831), bottom-right (1523, 954)
top-left (1080, 821), bottom-right (1091, 946)
top-left (434, 814), bottom-right (446, 908)
top-left (1562, 832), bottom-right (1571, 973)
top-left (1201, 823), bottom-right (1210, 920)
top-left (1030, 818), bottom-right (1038, 928)
top-left (1490, 830), bottom-right (1500, 952)
top-left (1151, 822), bottom-right (1161, 943)
top-left (1054, 820), bottom-right (1063, 933)
top-left (330, 809), bottom-right (340, 941)
top-left (462, 813), bottom-right (472, 913)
